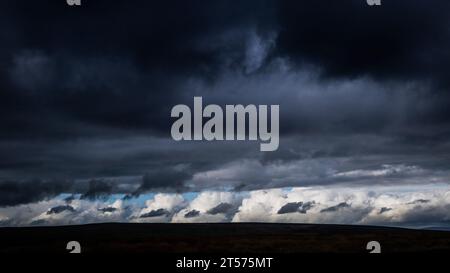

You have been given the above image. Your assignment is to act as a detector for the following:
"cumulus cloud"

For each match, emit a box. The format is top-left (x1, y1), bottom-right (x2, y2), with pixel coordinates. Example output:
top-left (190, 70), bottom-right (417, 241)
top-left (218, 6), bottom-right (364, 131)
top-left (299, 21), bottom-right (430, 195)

top-left (1, 184), bottom-right (450, 229)
top-left (20, 198), bottom-right (132, 226)
top-left (232, 185), bottom-right (450, 228)
top-left (132, 193), bottom-right (185, 223)
top-left (172, 191), bottom-right (243, 223)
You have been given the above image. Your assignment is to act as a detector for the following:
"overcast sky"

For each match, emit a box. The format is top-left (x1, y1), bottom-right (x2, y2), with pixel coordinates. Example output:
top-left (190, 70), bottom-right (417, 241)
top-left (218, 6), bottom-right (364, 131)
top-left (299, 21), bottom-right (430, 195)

top-left (1, 0), bottom-right (450, 227)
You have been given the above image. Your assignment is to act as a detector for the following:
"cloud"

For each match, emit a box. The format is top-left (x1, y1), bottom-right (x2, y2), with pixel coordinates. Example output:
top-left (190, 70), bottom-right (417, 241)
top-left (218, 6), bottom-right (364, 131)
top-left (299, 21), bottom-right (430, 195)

top-left (184, 210), bottom-right (200, 218)
top-left (0, 179), bottom-right (73, 207)
top-left (80, 180), bottom-right (114, 200)
top-left (141, 194), bottom-right (185, 212)
top-left (379, 207), bottom-right (392, 214)
top-left (333, 164), bottom-right (424, 179)
top-left (244, 31), bottom-right (276, 74)
top-left (277, 201), bottom-right (314, 214)
top-left (299, 202), bottom-right (315, 213)
top-left (277, 202), bottom-right (302, 214)
top-left (172, 191), bottom-right (243, 223)
top-left (64, 195), bottom-right (76, 204)
top-left (140, 209), bottom-right (169, 218)
top-left (98, 207), bottom-right (117, 213)
top-left (24, 198), bottom-right (131, 226)
top-left (188, 192), bottom-right (242, 214)
top-left (320, 202), bottom-right (351, 213)
top-left (408, 199), bottom-right (430, 205)
top-left (46, 205), bottom-right (75, 215)
top-left (134, 167), bottom-right (193, 194)
top-left (207, 203), bottom-right (235, 215)
top-left (1, 0), bottom-right (450, 223)
top-left (133, 193), bottom-right (185, 222)
top-left (232, 185), bottom-right (450, 228)
top-left (275, 0), bottom-right (450, 85)
top-left (1, 184), bottom-right (450, 228)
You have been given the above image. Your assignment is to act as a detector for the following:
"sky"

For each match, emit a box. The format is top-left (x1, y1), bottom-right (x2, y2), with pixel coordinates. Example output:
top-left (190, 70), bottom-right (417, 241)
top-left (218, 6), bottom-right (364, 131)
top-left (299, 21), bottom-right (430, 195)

top-left (1, 0), bottom-right (450, 228)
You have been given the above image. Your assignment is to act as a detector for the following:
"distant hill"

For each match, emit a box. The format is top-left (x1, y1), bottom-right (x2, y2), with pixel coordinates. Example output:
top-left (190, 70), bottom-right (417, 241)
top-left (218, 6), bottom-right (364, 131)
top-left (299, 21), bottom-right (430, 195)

top-left (1, 223), bottom-right (450, 254)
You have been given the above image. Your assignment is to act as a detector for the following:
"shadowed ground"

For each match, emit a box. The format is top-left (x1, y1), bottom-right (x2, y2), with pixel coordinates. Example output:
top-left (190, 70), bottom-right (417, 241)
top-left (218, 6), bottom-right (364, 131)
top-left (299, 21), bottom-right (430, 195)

top-left (1, 223), bottom-right (450, 254)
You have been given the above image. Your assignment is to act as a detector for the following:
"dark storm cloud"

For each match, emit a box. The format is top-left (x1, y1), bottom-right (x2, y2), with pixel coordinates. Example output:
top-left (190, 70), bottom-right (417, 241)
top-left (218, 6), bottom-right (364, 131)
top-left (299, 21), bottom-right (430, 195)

top-left (277, 201), bottom-right (314, 214)
top-left (184, 210), bottom-right (200, 218)
top-left (399, 204), bottom-right (450, 225)
top-left (379, 207), bottom-right (392, 214)
top-left (276, 1), bottom-right (450, 85)
top-left (1, 0), bottom-right (450, 204)
top-left (98, 207), bottom-right (117, 213)
top-left (320, 202), bottom-right (351, 213)
top-left (80, 179), bottom-right (114, 200)
top-left (132, 167), bottom-right (193, 195)
top-left (64, 195), bottom-right (76, 204)
top-left (46, 205), bottom-right (75, 215)
top-left (299, 202), bottom-right (315, 214)
top-left (277, 202), bottom-right (302, 214)
top-left (0, 0), bottom-right (276, 141)
top-left (0, 179), bottom-right (73, 207)
top-left (207, 203), bottom-right (235, 215)
top-left (140, 209), bottom-right (169, 218)
top-left (2, 0), bottom-right (449, 141)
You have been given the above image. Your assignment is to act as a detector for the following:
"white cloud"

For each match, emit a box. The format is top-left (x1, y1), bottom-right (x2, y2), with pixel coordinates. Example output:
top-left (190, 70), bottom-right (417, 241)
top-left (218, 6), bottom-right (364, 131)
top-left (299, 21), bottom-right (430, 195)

top-left (233, 185), bottom-right (450, 227)
top-left (333, 164), bottom-right (424, 178)
top-left (2, 184), bottom-right (450, 229)
top-left (132, 194), bottom-right (185, 223)
top-left (172, 191), bottom-right (242, 223)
